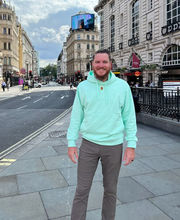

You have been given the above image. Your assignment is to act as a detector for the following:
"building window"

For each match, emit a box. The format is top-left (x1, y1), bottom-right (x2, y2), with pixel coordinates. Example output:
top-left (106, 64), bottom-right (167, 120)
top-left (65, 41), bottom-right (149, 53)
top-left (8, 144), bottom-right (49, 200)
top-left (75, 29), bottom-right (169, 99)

top-left (87, 44), bottom-right (90, 50)
top-left (4, 42), bottom-right (6, 50)
top-left (110, 15), bottom-right (115, 51)
top-left (8, 57), bottom-right (11, 65)
top-left (163, 44), bottom-right (180, 66)
top-left (120, 13), bottom-right (123, 26)
top-left (8, 42), bottom-right (11, 50)
top-left (120, 35), bottom-right (123, 43)
top-left (4, 57), bottom-right (7, 65)
top-left (148, 52), bottom-right (153, 62)
top-left (8, 14), bottom-right (11, 20)
top-left (92, 44), bottom-right (95, 50)
top-left (148, 0), bottom-right (153, 10)
top-left (100, 12), bottom-right (104, 48)
top-left (87, 35), bottom-right (90, 40)
top-left (167, 0), bottom-right (180, 25)
top-left (132, 0), bottom-right (139, 38)
top-left (148, 21), bottom-right (153, 32)
top-left (0, 14), bottom-right (2, 20)
top-left (3, 27), bottom-right (6, 34)
top-left (120, 59), bottom-right (123, 66)
top-left (77, 43), bottom-right (81, 49)
top-left (8, 28), bottom-right (10, 35)
top-left (3, 14), bottom-right (6, 20)
top-left (92, 35), bottom-right (95, 40)
top-left (110, 1), bottom-right (115, 11)
top-left (77, 34), bottom-right (80, 40)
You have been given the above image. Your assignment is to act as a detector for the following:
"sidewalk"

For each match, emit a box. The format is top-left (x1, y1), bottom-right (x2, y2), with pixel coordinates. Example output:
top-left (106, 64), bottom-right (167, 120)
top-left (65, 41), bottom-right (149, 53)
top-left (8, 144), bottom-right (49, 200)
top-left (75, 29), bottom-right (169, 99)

top-left (0, 104), bottom-right (180, 219)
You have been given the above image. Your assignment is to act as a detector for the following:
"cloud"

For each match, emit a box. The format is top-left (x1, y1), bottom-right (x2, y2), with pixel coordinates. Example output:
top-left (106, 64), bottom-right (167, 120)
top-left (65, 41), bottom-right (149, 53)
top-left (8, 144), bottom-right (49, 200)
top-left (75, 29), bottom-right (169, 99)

top-left (40, 59), bottom-right (57, 68)
top-left (12, 0), bottom-right (98, 26)
top-left (30, 25), bottom-right (70, 45)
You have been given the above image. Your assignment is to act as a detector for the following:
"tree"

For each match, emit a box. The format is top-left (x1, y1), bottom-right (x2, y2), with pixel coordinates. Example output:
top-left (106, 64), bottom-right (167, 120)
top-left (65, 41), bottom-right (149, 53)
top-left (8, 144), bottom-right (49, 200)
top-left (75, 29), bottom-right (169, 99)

top-left (40, 64), bottom-right (57, 79)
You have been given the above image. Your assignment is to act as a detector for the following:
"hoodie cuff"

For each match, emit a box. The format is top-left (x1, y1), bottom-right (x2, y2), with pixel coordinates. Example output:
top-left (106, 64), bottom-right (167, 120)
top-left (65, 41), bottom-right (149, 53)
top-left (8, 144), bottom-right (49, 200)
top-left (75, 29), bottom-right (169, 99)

top-left (127, 141), bottom-right (136, 149)
top-left (68, 140), bottom-right (76, 147)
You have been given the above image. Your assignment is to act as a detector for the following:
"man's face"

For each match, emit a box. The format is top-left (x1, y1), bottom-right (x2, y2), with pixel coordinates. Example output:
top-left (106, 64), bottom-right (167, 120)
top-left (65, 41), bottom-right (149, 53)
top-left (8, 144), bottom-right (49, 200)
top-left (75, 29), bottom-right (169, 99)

top-left (92, 53), bottom-right (112, 81)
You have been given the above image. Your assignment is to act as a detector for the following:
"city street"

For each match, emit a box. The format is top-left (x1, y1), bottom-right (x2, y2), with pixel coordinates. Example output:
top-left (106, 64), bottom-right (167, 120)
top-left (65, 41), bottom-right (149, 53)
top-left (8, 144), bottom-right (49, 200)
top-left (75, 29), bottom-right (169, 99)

top-left (0, 84), bottom-right (75, 154)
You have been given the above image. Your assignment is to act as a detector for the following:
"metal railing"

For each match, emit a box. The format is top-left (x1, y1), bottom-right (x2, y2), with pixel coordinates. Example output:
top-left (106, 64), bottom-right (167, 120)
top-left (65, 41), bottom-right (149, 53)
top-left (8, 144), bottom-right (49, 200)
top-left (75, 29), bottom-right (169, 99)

top-left (131, 87), bottom-right (180, 122)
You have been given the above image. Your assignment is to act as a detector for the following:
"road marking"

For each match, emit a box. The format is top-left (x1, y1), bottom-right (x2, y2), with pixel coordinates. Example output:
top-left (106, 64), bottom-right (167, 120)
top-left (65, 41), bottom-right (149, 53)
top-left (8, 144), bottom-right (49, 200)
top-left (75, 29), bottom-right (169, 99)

top-left (61, 96), bottom-right (65, 99)
top-left (44, 95), bottom-right (50, 98)
top-left (0, 106), bottom-right (72, 160)
top-left (33, 98), bottom-right (43, 103)
top-left (22, 96), bottom-right (31, 100)
top-left (17, 105), bottom-right (27, 109)
top-left (0, 158), bottom-right (16, 167)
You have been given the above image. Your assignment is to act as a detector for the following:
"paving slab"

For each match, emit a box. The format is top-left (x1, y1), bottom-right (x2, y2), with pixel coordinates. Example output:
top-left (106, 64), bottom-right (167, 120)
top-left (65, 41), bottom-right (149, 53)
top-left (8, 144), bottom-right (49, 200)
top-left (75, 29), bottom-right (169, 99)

top-left (138, 155), bottom-right (180, 171)
top-left (0, 158), bottom-right (46, 176)
top-left (150, 192), bottom-right (180, 220)
top-left (40, 182), bottom-right (116, 219)
top-left (0, 192), bottom-right (47, 220)
top-left (0, 175), bottom-right (18, 197)
top-left (19, 145), bottom-right (58, 160)
top-left (60, 163), bottom-right (103, 186)
top-left (119, 160), bottom-right (154, 177)
top-left (166, 153), bottom-right (180, 163)
top-left (135, 146), bottom-right (168, 157)
top-left (158, 142), bottom-right (180, 153)
top-left (42, 155), bottom-right (76, 170)
top-left (53, 145), bottom-right (68, 155)
top-left (172, 168), bottom-right (180, 177)
top-left (132, 171), bottom-right (180, 195)
top-left (17, 170), bottom-right (68, 194)
top-left (115, 200), bottom-right (171, 220)
top-left (117, 176), bottom-right (154, 203)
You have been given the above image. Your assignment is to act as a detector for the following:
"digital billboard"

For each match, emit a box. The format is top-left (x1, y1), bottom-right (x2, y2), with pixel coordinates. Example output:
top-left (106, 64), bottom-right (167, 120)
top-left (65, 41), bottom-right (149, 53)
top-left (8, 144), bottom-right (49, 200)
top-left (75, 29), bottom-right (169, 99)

top-left (71, 13), bottom-right (95, 30)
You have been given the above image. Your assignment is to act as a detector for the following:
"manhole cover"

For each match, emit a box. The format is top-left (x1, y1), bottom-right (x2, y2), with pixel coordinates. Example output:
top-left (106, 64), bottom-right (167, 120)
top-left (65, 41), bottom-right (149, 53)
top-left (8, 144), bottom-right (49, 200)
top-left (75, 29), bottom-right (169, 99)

top-left (48, 130), bottom-right (67, 138)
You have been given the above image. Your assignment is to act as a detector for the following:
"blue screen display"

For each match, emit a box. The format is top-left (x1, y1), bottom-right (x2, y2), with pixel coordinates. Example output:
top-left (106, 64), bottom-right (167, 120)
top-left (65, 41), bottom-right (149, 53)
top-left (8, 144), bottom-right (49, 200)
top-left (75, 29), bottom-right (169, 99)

top-left (71, 14), bottom-right (94, 30)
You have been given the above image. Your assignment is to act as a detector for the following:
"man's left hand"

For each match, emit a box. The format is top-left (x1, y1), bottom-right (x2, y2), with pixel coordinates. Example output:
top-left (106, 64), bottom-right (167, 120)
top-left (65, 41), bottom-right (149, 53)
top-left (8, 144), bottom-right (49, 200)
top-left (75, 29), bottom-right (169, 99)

top-left (123, 148), bottom-right (135, 166)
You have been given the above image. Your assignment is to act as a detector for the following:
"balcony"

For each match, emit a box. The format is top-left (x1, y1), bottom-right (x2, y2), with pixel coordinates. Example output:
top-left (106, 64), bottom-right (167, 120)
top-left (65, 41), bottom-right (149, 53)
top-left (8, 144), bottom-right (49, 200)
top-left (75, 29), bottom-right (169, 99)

top-left (119, 42), bottom-right (123, 49)
top-left (146, 31), bottom-right (152, 41)
top-left (128, 37), bottom-right (139, 47)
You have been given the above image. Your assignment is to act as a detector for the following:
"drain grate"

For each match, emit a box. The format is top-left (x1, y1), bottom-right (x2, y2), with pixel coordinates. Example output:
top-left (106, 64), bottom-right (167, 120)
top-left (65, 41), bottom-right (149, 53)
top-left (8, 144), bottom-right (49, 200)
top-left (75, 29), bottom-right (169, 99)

top-left (48, 130), bottom-right (67, 138)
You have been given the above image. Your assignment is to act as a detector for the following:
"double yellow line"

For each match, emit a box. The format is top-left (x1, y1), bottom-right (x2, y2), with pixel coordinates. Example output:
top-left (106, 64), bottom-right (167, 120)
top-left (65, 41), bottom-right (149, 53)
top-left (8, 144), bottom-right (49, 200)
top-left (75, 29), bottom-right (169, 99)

top-left (0, 107), bottom-right (72, 160)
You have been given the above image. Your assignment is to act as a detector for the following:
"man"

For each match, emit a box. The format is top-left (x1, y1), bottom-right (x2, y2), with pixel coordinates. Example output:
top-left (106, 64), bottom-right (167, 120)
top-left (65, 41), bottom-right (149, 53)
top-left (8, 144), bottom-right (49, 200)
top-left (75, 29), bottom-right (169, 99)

top-left (67, 49), bottom-right (137, 220)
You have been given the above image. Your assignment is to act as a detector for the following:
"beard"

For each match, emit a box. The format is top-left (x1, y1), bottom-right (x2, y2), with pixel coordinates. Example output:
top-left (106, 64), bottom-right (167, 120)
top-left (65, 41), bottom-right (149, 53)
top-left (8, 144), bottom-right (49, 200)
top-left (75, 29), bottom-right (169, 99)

top-left (93, 68), bottom-right (110, 81)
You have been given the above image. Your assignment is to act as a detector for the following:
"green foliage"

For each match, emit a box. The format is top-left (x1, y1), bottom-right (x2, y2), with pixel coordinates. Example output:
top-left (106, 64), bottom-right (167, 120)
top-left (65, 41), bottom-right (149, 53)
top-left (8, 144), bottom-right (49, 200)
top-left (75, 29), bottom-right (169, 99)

top-left (40, 64), bottom-right (57, 79)
top-left (141, 64), bottom-right (158, 71)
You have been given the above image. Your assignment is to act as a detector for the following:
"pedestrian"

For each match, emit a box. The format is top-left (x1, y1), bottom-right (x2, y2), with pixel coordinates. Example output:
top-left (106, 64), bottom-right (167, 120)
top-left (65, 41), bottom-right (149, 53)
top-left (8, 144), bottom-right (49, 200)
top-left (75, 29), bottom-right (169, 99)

top-left (67, 49), bottom-right (137, 220)
top-left (1, 80), bottom-right (6, 92)
top-left (70, 82), bottom-right (73, 89)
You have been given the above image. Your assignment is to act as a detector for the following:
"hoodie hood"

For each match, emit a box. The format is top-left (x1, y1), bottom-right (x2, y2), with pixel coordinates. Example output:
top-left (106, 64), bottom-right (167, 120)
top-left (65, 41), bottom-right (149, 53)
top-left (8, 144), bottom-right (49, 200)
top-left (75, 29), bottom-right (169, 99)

top-left (87, 71), bottom-right (116, 85)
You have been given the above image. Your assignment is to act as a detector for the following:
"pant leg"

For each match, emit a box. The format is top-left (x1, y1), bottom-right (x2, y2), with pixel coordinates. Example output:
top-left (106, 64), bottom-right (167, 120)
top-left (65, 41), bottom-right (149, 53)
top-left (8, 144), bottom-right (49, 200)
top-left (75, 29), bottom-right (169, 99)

top-left (100, 144), bottom-right (123, 220)
top-left (71, 139), bottom-right (100, 220)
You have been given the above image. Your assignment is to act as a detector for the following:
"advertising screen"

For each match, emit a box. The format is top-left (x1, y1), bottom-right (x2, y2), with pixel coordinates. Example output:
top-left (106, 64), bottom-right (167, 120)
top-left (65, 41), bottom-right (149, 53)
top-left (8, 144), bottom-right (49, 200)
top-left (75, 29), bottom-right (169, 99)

top-left (71, 14), bottom-right (94, 30)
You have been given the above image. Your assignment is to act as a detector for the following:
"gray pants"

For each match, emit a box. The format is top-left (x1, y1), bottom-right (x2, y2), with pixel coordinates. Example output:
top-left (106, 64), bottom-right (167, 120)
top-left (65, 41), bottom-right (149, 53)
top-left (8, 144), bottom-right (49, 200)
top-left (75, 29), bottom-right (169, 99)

top-left (71, 139), bottom-right (123, 220)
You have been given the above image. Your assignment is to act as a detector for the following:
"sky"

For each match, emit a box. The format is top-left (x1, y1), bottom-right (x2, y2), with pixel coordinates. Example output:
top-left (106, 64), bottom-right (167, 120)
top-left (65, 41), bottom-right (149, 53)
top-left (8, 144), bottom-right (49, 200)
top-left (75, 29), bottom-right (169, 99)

top-left (10, 0), bottom-right (99, 67)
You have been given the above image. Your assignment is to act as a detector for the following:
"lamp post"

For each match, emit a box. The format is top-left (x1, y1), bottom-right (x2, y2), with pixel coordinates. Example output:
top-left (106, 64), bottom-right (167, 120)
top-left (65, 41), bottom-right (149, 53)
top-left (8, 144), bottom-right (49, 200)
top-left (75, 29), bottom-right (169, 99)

top-left (0, 51), bottom-right (3, 83)
top-left (26, 60), bottom-right (29, 79)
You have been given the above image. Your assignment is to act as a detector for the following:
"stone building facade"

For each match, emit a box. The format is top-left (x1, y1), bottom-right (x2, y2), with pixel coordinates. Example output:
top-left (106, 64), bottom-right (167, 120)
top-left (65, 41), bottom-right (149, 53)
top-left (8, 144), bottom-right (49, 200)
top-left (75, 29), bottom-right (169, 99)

top-left (66, 26), bottom-right (99, 77)
top-left (57, 42), bottom-right (67, 79)
top-left (94, 0), bottom-right (180, 87)
top-left (0, 0), bottom-right (39, 86)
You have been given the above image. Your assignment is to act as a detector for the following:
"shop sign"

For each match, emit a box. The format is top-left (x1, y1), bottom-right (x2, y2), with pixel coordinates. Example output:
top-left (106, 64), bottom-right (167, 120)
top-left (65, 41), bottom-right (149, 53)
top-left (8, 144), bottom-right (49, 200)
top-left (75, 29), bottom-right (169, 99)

top-left (132, 53), bottom-right (140, 68)
top-left (161, 21), bottom-right (180, 36)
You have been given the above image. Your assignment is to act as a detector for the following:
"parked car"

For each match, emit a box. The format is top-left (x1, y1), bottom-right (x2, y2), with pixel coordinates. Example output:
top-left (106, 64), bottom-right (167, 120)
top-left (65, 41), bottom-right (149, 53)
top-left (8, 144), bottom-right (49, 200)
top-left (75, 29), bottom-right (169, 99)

top-left (34, 82), bottom-right (42, 88)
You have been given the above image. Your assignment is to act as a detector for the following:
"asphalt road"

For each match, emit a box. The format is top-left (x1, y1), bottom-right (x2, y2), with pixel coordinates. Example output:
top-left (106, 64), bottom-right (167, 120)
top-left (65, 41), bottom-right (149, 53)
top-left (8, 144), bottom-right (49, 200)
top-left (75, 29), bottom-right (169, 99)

top-left (0, 89), bottom-right (75, 153)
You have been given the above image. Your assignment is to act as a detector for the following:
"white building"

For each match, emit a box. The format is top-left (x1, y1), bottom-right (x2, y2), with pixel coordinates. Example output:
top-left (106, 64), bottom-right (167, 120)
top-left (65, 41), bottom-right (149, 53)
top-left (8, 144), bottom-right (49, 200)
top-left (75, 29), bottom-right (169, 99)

top-left (94, 0), bottom-right (180, 86)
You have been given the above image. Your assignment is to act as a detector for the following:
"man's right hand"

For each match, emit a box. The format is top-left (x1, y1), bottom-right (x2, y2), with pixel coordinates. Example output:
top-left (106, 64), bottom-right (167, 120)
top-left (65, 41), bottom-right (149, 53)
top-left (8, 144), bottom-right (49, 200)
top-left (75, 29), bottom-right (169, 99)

top-left (68, 147), bottom-right (78, 164)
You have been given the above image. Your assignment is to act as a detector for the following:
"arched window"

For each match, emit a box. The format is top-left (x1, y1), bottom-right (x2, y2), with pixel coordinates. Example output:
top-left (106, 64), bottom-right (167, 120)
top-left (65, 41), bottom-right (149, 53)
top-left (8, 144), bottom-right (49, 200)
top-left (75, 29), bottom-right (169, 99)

top-left (162, 44), bottom-right (180, 66)
top-left (132, 0), bottom-right (139, 38)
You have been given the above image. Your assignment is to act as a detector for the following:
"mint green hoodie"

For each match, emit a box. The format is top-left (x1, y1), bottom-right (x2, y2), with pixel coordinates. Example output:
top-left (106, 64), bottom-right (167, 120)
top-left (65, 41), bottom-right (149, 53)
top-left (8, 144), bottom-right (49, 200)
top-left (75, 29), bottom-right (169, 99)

top-left (67, 71), bottom-right (137, 148)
